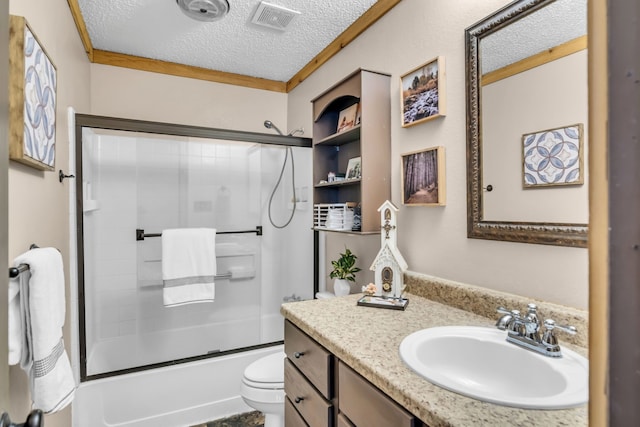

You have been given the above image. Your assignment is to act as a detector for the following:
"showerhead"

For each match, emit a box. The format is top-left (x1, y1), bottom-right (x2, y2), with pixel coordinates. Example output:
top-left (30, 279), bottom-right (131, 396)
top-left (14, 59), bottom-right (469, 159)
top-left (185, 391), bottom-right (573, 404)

top-left (263, 120), bottom-right (284, 135)
top-left (264, 120), bottom-right (304, 137)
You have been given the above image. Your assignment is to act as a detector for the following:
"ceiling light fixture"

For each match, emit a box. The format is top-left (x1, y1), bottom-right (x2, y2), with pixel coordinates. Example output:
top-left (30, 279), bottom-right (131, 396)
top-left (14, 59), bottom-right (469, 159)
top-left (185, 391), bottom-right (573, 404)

top-left (176, 0), bottom-right (230, 22)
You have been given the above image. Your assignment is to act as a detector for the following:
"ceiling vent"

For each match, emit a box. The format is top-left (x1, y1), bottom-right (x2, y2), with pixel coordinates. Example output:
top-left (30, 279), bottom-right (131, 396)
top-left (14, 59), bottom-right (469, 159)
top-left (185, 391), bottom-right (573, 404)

top-left (176, 0), bottom-right (230, 22)
top-left (250, 1), bottom-right (301, 31)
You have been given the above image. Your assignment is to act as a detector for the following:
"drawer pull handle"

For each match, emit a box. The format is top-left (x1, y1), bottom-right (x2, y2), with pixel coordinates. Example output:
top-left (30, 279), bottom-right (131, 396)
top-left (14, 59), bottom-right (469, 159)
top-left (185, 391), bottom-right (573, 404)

top-left (294, 351), bottom-right (305, 358)
top-left (295, 397), bottom-right (304, 404)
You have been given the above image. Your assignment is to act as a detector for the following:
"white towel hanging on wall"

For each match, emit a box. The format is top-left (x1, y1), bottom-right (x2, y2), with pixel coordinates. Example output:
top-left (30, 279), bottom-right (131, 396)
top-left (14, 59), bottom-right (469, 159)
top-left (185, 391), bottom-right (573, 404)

top-left (8, 247), bottom-right (75, 413)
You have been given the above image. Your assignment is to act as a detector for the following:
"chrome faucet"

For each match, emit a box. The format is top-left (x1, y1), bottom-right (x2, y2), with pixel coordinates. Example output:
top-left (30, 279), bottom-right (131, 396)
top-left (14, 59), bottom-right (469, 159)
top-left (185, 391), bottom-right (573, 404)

top-left (496, 304), bottom-right (576, 358)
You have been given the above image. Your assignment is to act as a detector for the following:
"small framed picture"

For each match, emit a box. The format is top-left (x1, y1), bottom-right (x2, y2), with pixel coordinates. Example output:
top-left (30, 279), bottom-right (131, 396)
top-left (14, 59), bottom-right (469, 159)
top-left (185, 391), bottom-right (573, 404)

top-left (400, 56), bottom-right (446, 128)
top-left (401, 146), bottom-right (446, 206)
top-left (337, 103), bottom-right (358, 133)
top-left (522, 124), bottom-right (584, 188)
top-left (345, 156), bottom-right (361, 180)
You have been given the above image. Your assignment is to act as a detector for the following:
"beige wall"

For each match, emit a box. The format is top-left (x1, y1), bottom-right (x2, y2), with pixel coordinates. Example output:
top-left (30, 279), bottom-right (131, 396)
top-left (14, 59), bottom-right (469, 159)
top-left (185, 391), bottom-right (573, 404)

top-left (6, 0), bottom-right (91, 425)
top-left (89, 64), bottom-right (288, 133)
top-left (289, 0), bottom-right (588, 310)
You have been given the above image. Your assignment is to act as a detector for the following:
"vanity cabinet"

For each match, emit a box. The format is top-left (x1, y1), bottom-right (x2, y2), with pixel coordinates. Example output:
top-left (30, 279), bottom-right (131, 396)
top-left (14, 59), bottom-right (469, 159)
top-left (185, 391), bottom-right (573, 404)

top-left (311, 69), bottom-right (391, 233)
top-left (284, 320), bottom-right (335, 426)
top-left (284, 320), bottom-right (427, 427)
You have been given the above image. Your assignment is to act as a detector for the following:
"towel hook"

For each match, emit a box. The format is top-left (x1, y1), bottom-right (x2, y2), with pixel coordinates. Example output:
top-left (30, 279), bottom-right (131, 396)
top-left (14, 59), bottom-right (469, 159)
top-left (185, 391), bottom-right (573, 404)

top-left (59, 170), bottom-right (75, 183)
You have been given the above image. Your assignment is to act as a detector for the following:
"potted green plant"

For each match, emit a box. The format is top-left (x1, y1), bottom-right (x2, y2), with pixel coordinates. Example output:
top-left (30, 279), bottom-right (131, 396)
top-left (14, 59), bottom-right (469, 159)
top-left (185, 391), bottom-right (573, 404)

top-left (329, 248), bottom-right (361, 296)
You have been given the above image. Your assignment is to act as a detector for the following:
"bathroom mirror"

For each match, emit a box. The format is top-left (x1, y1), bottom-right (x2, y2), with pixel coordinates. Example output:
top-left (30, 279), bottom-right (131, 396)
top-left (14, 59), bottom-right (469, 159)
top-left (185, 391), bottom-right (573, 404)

top-left (465, 0), bottom-right (588, 247)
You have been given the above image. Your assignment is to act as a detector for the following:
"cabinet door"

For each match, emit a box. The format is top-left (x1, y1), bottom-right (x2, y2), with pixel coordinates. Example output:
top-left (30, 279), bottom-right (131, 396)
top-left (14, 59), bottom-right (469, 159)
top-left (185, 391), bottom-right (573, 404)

top-left (338, 362), bottom-right (415, 427)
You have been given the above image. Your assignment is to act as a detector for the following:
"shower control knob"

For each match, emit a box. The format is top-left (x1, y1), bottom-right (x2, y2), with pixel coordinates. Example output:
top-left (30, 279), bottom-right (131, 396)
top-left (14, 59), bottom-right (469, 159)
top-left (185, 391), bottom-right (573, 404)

top-left (294, 351), bottom-right (305, 358)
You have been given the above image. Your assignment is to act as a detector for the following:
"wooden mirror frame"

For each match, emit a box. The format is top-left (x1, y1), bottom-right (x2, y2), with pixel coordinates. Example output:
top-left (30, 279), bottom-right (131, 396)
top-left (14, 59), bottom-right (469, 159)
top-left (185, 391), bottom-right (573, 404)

top-left (465, 0), bottom-right (588, 248)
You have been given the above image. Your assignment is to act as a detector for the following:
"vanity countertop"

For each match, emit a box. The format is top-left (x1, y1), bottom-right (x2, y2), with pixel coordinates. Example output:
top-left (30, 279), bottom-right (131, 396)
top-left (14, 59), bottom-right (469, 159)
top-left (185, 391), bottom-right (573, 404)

top-left (281, 292), bottom-right (588, 427)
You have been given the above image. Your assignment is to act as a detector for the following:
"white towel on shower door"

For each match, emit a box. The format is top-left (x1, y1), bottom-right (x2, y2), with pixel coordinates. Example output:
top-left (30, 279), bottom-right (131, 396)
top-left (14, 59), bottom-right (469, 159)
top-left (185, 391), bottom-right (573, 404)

top-left (162, 228), bottom-right (217, 307)
top-left (9, 247), bottom-right (76, 413)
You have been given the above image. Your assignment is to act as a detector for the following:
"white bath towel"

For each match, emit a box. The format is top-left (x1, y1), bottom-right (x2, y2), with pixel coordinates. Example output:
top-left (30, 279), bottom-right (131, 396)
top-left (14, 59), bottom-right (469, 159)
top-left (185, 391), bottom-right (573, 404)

top-left (8, 248), bottom-right (75, 413)
top-left (162, 228), bottom-right (217, 307)
top-left (8, 277), bottom-right (22, 365)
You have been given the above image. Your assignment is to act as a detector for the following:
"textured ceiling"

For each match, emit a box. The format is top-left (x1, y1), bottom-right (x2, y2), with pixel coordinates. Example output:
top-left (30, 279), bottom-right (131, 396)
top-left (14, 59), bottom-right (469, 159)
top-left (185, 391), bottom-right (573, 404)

top-left (76, 0), bottom-right (379, 83)
top-left (481, 0), bottom-right (587, 74)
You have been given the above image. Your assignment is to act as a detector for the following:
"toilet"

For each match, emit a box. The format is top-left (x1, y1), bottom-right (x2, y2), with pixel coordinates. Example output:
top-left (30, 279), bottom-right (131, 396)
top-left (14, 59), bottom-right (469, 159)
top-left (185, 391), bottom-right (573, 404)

top-left (315, 291), bottom-right (335, 299)
top-left (241, 352), bottom-right (286, 427)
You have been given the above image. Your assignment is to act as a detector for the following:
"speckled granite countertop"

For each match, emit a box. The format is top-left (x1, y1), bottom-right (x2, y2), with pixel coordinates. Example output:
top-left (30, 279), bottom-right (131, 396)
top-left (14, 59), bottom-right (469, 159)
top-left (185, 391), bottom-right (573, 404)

top-left (280, 273), bottom-right (588, 427)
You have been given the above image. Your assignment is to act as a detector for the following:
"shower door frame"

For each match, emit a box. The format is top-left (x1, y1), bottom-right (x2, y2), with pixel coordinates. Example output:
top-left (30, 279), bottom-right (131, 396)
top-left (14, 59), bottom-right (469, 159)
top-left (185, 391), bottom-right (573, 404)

top-left (74, 114), bottom-right (311, 381)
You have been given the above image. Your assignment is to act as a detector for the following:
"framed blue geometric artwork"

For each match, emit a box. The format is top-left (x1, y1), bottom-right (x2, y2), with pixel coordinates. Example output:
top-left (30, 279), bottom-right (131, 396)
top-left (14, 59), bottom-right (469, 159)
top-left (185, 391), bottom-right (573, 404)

top-left (522, 124), bottom-right (584, 188)
top-left (9, 15), bottom-right (57, 171)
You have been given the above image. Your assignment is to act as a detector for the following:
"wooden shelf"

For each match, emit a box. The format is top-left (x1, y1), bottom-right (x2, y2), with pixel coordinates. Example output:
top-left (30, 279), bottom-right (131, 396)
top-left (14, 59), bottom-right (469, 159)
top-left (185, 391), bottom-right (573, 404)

top-left (315, 125), bottom-right (361, 146)
top-left (313, 227), bottom-right (380, 235)
top-left (312, 69), bottom-right (390, 234)
top-left (315, 179), bottom-right (361, 188)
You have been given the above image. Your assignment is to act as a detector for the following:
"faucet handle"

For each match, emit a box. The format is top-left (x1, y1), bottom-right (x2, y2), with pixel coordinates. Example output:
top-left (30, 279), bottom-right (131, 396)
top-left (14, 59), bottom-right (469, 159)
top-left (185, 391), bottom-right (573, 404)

top-left (542, 319), bottom-right (577, 348)
top-left (544, 319), bottom-right (577, 335)
top-left (497, 306), bottom-right (511, 315)
top-left (497, 307), bottom-right (521, 319)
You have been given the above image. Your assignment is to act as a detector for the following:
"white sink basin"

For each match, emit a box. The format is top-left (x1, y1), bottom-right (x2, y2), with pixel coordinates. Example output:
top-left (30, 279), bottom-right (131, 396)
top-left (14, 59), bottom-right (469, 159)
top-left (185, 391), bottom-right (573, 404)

top-left (399, 326), bottom-right (588, 409)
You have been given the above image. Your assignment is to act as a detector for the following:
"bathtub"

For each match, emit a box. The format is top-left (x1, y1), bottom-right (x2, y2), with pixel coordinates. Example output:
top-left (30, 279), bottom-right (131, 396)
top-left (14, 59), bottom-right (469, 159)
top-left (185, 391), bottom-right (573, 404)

top-left (73, 344), bottom-right (283, 427)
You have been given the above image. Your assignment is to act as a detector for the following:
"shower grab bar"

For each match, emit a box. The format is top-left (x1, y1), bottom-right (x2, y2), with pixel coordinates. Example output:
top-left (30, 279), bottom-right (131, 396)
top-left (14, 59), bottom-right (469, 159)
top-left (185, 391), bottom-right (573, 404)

top-left (136, 226), bottom-right (263, 241)
top-left (141, 271), bottom-right (237, 289)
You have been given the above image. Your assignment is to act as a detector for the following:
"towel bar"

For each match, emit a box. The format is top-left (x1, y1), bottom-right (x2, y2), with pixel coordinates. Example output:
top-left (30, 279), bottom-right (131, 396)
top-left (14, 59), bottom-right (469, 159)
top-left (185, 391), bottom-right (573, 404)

top-left (0, 409), bottom-right (43, 427)
top-left (136, 226), bottom-right (263, 241)
top-left (8, 264), bottom-right (29, 278)
top-left (7, 244), bottom-right (39, 278)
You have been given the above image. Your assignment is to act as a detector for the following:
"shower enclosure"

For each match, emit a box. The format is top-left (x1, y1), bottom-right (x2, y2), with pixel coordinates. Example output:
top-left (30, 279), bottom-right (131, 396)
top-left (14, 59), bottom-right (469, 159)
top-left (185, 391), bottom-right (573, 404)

top-left (72, 115), bottom-right (312, 425)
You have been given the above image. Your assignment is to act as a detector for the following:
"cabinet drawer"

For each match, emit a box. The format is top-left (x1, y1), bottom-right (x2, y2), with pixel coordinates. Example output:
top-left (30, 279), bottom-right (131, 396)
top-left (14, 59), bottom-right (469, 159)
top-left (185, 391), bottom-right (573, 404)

top-left (285, 320), bottom-right (333, 399)
top-left (338, 362), bottom-right (415, 427)
top-left (285, 397), bottom-right (309, 427)
top-left (285, 359), bottom-right (333, 427)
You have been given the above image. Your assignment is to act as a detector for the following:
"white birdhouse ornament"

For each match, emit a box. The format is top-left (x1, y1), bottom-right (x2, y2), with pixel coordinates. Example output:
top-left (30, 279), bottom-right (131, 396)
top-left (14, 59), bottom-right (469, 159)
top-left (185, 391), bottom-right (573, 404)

top-left (369, 201), bottom-right (408, 298)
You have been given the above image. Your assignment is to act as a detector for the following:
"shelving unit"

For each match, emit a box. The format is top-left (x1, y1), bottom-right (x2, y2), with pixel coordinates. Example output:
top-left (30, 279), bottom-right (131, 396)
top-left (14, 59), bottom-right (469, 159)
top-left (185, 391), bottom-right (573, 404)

top-left (311, 69), bottom-right (391, 234)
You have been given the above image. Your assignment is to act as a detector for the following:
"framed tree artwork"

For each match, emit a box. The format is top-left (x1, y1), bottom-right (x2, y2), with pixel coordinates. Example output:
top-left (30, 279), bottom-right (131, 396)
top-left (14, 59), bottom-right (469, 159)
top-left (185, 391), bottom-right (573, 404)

top-left (401, 146), bottom-right (446, 206)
